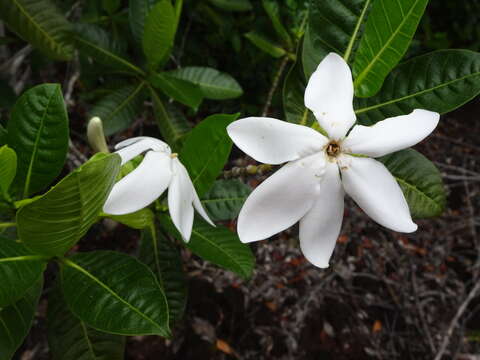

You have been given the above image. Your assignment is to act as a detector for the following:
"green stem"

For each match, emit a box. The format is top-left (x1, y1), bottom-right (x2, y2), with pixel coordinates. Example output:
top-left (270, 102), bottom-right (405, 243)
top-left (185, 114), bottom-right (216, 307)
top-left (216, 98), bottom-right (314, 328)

top-left (0, 255), bottom-right (51, 264)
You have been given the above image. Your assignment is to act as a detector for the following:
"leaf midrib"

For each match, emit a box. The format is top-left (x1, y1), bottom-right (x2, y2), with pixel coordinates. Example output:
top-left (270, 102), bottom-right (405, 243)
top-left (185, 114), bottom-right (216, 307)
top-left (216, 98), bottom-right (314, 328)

top-left (105, 82), bottom-right (145, 122)
top-left (191, 137), bottom-right (227, 192)
top-left (395, 176), bottom-right (442, 212)
top-left (344, 0), bottom-right (372, 63)
top-left (353, 0), bottom-right (423, 87)
top-left (79, 321), bottom-right (97, 360)
top-left (63, 258), bottom-right (165, 334)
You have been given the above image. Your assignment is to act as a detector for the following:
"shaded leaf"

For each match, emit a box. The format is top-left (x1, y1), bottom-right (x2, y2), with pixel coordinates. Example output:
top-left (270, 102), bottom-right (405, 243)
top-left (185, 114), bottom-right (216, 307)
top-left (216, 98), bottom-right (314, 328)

top-left (201, 179), bottom-right (251, 221)
top-left (0, 146), bottom-right (17, 198)
top-left (150, 72), bottom-right (203, 110)
top-left (139, 224), bottom-right (188, 326)
top-left (7, 84), bottom-right (69, 197)
top-left (90, 83), bottom-right (146, 136)
top-left (355, 50), bottom-right (480, 124)
top-left (74, 23), bottom-right (144, 76)
top-left (262, 0), bottom-right (292, 46)
top-left (167, 67), bottom-right (243, 100)
top-left (245, 31), bottom-right (286, 58)
top-left (208, 0), bottom-right (252, 12)
top-left (48, 282), bottom-right (125, 360)
top-left (0, 239), bottom-right (46, 308)
top-left (378, 149), bottom-right (446, 218)
top-left (0, 0), bottom-right (73, 60)
top-left (180, 113), bottom-right (238, 197)
top-left (129, 0), bottom-right (158, 45)
top-left (0, 278), bottom-right (43, 360)
top-left (17, 153), bottom-right (121, 256)
top-left (103, 208), bottom-right (155, 230)
top-left (61, 251), bottom-right (170, 336)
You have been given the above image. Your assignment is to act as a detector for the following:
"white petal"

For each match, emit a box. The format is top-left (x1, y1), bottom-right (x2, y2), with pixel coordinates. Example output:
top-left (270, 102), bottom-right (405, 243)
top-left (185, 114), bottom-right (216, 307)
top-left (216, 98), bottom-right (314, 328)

top-left (115, 137), bottom-right (171, 165)
top-left (192, 190), bottom-right (215, 227)
top-left (299, 162), bottom-right (344, 268)
top-left (340, 156), bottom-right (417, 232)
top-left (168, 159), bottom-right (195, 242)
top-left (103, 151), bottom-right (172, 215)
top-left (304, 53), bottom-right (356, 140)
top-left (343, 109), bottom-right (440, 157)
top-left (237, 153), bottom-right (326, 243)
top-left (227, 117), bottom-right (328, 165)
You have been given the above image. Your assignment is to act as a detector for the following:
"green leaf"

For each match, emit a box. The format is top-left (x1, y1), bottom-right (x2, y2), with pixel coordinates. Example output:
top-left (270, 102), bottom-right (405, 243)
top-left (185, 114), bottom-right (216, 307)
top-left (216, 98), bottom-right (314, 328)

top-left (48, 282), bottom-right (125, 360)
top-left (303, 0), bottom-right (373, 77)
top-left (74, 23), bottom-right (145, 76)
top-left (61, 251), bottom-right (170, 336)
top-left (150, 73), bottom-right (203, 110)
top-left (167, 67), bottom-right (243, 100)
top-left (17, 153), bottom-right (121, 256)
top-left (262, 0), bottom-right (292, 47)
top-left (139, 225), bottom-right (188, 326)
top-left (283, 53), bottom-right (316, 126)
top-left (90, 83), bottom-right (146, 136)
top-left (352, 0), bottom-right (429, 97)
top-left (129, 0), bottom-right (157, 45)
top-left (201, 179), bottom-right (251, 221)
top-left (142, 0), bottom-right (177, 69)
top-left (245, 31), bottom-right (286, 58)
top-left (0, 146), bottom-right (17, 199)
top-left (208, 0), bottom-right (252, 12)
top-left (160, 216), bottom-right (254, 279)
top-left (0, 0), bottom-right (73, 60)
top-left (378, 149), bottom-right (446, 218)
top-left (355, 50), bottom-right (480, 125)
top-left (103, 208), bottom-right (155, 230)
top-left (7, 84), bottom-right (69, 197)
top-left (102, 0), bottom-right (121, 14)
top-left (150, 87), bottom-right (191, 148)
top-left (0, 239), bottom-right (46, 308)
top-left (180, 113), bottom-right (238, 197)
top-left (0, 278), bottom-right (43, 360)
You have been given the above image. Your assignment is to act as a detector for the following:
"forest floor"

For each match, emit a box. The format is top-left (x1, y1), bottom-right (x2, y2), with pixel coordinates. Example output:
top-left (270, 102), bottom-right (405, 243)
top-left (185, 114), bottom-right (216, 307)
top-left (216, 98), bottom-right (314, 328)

top-left (14, 96), bottom-right (480, 360)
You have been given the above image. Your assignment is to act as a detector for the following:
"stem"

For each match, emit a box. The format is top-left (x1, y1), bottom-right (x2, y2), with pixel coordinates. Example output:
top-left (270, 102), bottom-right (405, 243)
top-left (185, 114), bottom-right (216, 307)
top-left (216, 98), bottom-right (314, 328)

top-left (261, 55), bottom-right (290, 117)
top-left (0, 222), bottom-right (16, 229)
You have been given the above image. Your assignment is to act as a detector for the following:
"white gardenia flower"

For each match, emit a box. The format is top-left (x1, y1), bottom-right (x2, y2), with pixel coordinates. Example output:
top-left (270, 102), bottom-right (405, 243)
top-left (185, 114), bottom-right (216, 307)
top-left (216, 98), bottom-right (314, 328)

top-left (103, 136), bottom-right (214, 241)
top-left (227, 52), bottom-right (440, 268)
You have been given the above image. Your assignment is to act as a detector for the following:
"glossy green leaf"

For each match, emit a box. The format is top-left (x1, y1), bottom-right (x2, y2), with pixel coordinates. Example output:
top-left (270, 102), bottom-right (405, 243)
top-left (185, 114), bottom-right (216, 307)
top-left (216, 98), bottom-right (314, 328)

top-left (142, 0), bottom-right (177, 69)
top-left (167, 67), bottom-right (243, 100)
top-left (303, 0), bottom-right (373, 77)
top-left (48, 283), bottom-right (125, 360)
top-left (61, 251), bottom-right (170, 336)
top-left (90, 83), bottom-right (146, 136)
top-left (7, 84), bottom-right (69, 197)
top-left (208, 0), bottom-right (252, 12)
top-left (103, 208), bottom-right (155, 230)
top-left (150, 73), bottom-right (203, 110)
top-left (245, 31), bottom-right (286, 58)
top-left (0, 146), bottom-right (17, 198)
top-left (180, 113), bottom-right (238, 197)
top-left (262, 0), bottom-right (292, 47)
top-left (352, 0), bottom-right (429, 97)
top-left (160, 216), bottom-right (254, 279)
top-left (0, 278), bottom-right (43, 360)
top-left (74, 23), bottom-right (145, 76)
top-left (201, 179), bottom-right (251, 221)
top-left (355, 50), bottom-right (480, 125)
top-left (0, 0), bottom-right (73, 60)
top-left (0, 239), bottom-right (46, 308)
top-left (150, 87), bottom-right (191, 148)
top-left (378, 149), bottom-right (445, 218)
top-left (17, 153), bottom-right (121, 256)
top-left (283, 55), bottom-right (315, 126)
top-left (140, 225), bottom-right (187, 326)
top-left (129, 0), bottom-right (157, 45)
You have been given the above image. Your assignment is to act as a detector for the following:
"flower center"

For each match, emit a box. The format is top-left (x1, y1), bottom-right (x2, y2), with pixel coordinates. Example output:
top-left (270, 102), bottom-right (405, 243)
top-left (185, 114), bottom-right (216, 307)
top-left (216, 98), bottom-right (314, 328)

top-left (326, 141), bottom-right (341, 158)
top-left (170, 153), bottom-right (178, 158)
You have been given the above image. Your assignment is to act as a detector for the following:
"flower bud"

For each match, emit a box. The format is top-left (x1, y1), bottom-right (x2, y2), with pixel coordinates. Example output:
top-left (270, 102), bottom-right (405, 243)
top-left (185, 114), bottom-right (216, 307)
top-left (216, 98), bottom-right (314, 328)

top-left (87, 117), bottom-right (109, 153)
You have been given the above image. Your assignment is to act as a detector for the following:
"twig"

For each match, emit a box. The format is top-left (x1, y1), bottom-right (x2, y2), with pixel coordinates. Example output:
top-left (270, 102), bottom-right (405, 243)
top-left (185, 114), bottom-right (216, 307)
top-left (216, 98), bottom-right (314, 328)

top-left (434, 281), bottom-right (480, 360)
top-left (261, 56), bottom-right (290, 117)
